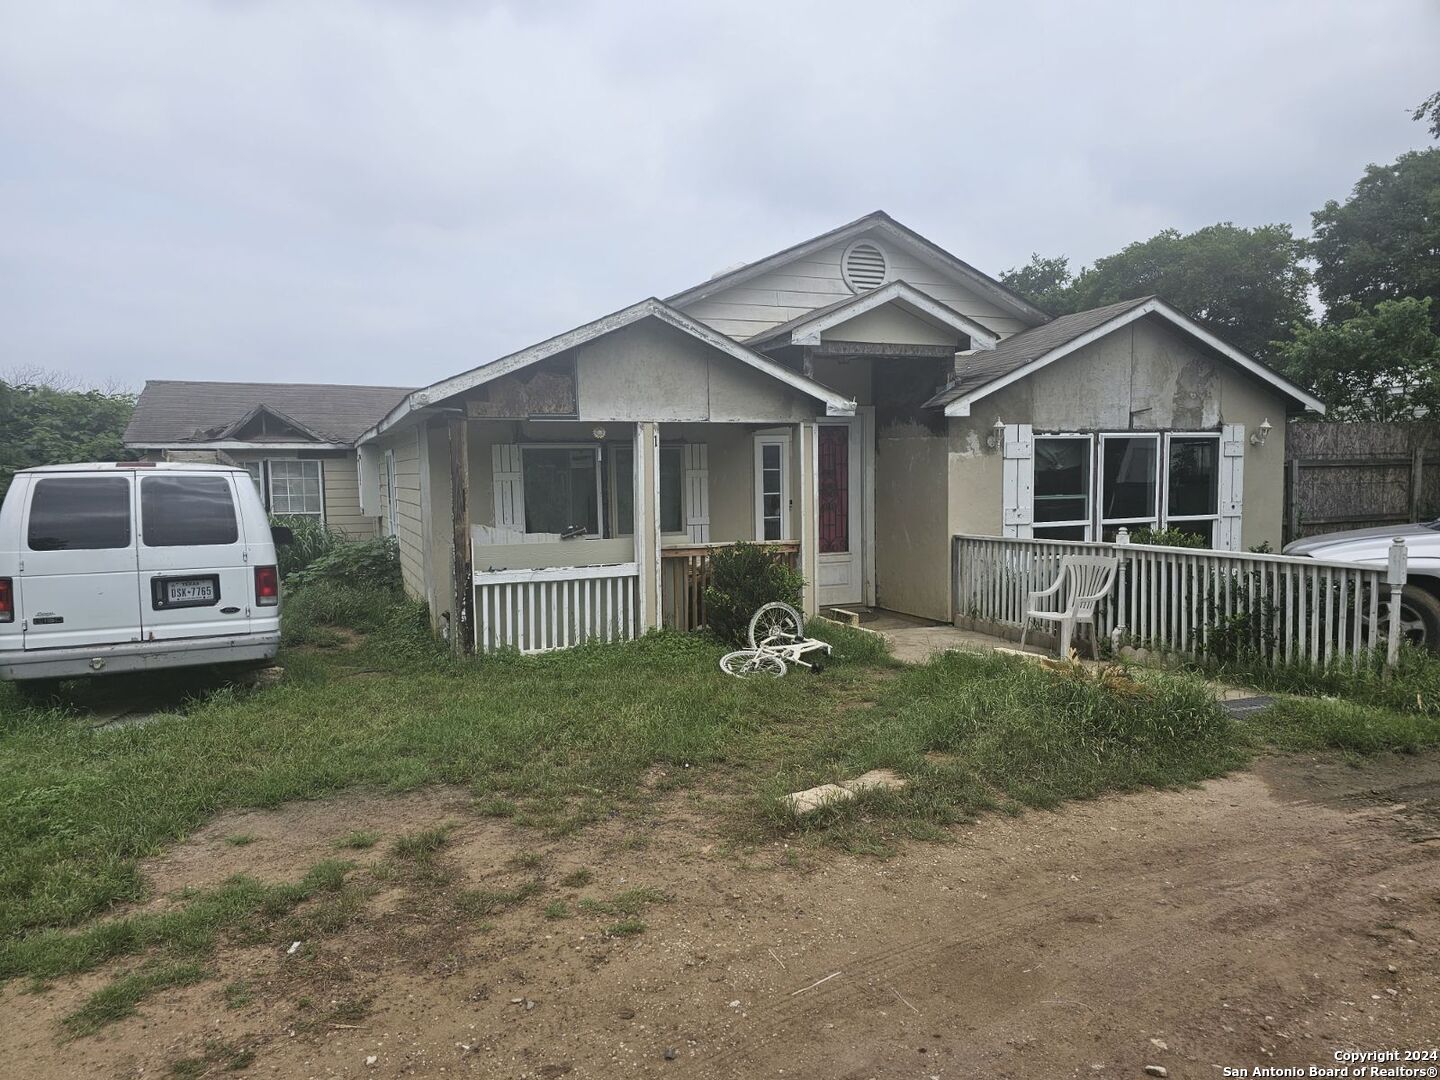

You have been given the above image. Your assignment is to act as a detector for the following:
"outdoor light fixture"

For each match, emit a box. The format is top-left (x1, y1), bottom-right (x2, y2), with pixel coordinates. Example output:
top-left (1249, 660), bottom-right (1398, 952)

top-left (986, 418), bottom-right (1006, 451)
top-left (1250, 418), bottom-right (1272, 447)
top-left (592, 427), bottom-right (607, 440)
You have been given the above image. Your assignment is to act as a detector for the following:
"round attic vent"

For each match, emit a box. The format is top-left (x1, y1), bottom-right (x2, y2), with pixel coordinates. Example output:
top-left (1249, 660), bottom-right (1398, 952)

top-left (842, 240), bottom-right (888, 293)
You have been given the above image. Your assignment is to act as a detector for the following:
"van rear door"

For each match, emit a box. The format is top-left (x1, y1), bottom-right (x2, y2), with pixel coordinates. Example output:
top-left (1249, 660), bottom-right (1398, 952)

top-left (19, 473), bottom-right (144, 650)
top-left (137, 473), bottom-right (253, 640)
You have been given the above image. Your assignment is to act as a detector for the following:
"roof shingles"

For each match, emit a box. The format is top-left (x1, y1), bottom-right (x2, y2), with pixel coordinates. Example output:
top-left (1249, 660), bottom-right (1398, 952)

top-left (123, 380), bottom-right (415, 447)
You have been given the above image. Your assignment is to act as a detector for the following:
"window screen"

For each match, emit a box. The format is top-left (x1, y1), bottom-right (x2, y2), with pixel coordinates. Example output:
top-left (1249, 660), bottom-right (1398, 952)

top-left (27, 476), bottom-right (131, 551)
top-left (523, 448), bottom-right (599, 535)
top-left (609, 444), bottom-right (683, 537)
top-left (1101, 437), bottom-right (1159, 522)
top-left (141, 475), bottom-right (239, 547)
top-left (658, 447), bottom-right (683, 534)
top-left (1166, 437), bottom-right (1219, 517)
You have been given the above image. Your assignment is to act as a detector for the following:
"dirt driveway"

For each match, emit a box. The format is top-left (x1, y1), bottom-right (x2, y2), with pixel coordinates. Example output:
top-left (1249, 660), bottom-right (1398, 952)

top-left (7, 752), bottom-right (1440, 1080)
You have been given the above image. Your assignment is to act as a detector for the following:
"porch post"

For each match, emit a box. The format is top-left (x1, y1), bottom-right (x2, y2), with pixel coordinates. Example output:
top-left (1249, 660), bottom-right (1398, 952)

top-left (448, 415), bottom-right (473, 654)
top-left (797, 419), bottom-right (818, 617)
top-left (634, 421), bottom-right (663, 633)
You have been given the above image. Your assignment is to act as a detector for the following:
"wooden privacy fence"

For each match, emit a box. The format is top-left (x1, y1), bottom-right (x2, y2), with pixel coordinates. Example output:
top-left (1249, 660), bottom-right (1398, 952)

top-left (473, 563), bottom-right (640, 653)
top-left (952, 533), bottom-right (1411, 668)
top-left (660, 542), bottom-right (800, 632)
top-left (1286, 421), bottom-right (1440, 543)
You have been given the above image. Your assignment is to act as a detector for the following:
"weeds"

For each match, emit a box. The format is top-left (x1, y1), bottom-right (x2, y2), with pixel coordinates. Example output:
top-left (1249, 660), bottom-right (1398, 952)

top-left (335, 831), bottom-right (379, 850)
top-left (61, 961), bottom-right (206, 1038)
top-left (455, 881), bottom-right (542, 918)
top-left (559, 869), bottom-right (593, 889)
top-left (578, 887), bottom-right (667, 917)
top-left (604, 918), bottom-right (646, 937)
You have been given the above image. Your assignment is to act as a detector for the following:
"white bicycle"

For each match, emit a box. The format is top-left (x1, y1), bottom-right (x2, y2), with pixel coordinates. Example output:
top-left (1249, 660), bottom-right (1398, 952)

top-left (719, 602), bottom-right (833, 678)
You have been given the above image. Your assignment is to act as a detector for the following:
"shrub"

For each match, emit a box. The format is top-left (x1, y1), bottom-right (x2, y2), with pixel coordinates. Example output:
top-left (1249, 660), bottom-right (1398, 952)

top-left (1128, 526), bottom-right (1208, 549)
top-left (273, 516), bottom-right (343, 581)
top-left (287, 536), bottom-right (401, 593)
top-left (702, 543), bottom-right (805, 646)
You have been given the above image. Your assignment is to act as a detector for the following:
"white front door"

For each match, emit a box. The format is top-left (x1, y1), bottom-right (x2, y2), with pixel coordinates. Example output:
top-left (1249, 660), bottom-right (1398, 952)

top-left (816, 418), bottom-right (866, 608)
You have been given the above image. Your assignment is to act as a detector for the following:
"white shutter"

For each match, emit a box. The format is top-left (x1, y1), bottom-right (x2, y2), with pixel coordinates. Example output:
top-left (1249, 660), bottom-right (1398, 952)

top-left (493, 444), bottom-right (524, 530)
top-left (357, 444), bottom-right (381, 517)
top-left (1001, 423), bottom-right (1034, 538)
top-left (684, 443), bottom-right (710, 543)
top-left (1217, 423), bottom-right (1245, 551)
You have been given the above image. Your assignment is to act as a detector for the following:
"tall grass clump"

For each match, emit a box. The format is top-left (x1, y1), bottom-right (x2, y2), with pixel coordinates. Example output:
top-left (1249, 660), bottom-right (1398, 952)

top-left (273, 515), bottom-right (344, 581)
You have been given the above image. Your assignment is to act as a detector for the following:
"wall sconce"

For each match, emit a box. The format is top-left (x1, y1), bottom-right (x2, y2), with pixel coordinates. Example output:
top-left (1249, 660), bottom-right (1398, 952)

top-left (591, 427), bottom-right (607, 440)
top-left (1250, 418), bottom-right (1272, 447)
top-left (985, 418), bottom-right (1006, 451)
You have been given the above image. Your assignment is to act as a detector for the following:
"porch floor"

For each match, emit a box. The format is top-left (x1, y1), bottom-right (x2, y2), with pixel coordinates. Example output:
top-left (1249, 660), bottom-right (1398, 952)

top-left (831, 607), bottom-right (1051, 665)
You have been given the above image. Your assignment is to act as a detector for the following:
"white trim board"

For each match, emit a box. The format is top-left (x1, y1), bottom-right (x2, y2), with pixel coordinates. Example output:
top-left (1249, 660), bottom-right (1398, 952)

top-left (360, 298), bottom-right (857, 443)
top-left (941, 298), bottom-right (1326, 418)
top-left (128, 441), bottom-right (352, 452)
top-left (752, 280), bottom-right (999, 350)
top-left (665, 211), bottom-right (1050, 326)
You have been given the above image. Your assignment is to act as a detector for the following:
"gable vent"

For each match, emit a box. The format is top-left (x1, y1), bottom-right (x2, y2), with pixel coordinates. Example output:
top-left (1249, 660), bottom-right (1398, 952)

top-left (842, 240), bottom-right (888, 293)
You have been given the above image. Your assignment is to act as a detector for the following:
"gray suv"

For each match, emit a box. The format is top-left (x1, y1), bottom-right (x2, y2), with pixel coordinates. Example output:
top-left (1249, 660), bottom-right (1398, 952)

top-left (1284, 522), bottom-right (1440, 650)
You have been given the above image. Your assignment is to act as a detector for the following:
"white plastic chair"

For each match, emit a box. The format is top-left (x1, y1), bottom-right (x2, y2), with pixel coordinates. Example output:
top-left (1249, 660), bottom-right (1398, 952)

top-left (1019, 555), bottom-right (1120, 659)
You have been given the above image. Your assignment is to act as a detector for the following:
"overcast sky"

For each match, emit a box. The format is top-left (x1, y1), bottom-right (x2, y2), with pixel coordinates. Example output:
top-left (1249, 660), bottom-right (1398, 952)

top-left (2, 1), bottom-right (1437, 391)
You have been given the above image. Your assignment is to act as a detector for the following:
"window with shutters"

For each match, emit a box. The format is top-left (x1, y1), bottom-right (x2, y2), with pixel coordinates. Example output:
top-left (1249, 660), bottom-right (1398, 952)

top-left (1022, 431), bottom-right (1234, 547)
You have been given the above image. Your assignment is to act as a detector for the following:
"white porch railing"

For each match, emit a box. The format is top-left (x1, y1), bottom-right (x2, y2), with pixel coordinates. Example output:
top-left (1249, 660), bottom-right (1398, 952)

top-left (473, 563), bottom-right (641, 654)
top-left (952, 533), bottom-right (1411, 668)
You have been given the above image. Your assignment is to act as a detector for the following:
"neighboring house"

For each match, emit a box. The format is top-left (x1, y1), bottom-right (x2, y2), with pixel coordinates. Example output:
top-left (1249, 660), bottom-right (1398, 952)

top-left (348, 211), bottom-right (1324, 650)
top-left (123, 380), bottom-right (413, 537)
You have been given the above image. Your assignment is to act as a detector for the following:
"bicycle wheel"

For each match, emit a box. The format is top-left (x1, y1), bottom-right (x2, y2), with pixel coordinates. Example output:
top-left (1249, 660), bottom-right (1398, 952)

top-left (747, 602), bottom-right (805, 649)
top-left (720, 649), bottom-right (787, 678)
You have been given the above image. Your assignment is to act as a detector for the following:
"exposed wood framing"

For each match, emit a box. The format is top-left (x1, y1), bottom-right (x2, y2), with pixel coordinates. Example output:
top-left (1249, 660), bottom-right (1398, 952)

top-left (449, 416), bottom-right (473, 654)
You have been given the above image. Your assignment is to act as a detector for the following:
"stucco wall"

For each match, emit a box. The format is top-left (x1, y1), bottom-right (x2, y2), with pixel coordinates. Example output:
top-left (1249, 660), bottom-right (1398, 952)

top-left (575, 320), bottom-right (816, 424)
top-left (946, 314), bottom-right (1292, 549)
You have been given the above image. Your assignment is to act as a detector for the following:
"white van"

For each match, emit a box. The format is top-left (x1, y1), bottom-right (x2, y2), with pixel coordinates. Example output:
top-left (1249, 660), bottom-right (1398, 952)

top-left (0, 462), bottom-right (288, 688)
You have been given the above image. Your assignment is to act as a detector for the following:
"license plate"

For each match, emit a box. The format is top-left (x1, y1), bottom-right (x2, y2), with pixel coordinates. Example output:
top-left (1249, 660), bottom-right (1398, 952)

top-left (167, 579), bottom-right (215, 604)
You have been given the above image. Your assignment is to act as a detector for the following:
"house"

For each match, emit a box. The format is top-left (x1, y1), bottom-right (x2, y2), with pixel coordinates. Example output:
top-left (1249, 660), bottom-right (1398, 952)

top-left (123, 380), bottom-right (413, 537)
top-left (350, 211), bottom-right (1324, 651)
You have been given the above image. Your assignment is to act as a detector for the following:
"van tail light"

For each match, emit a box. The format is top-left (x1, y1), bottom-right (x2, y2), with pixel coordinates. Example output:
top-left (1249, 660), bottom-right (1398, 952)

top-left (254, 566), bottom-right (279, 607)
top-left (0, 578), bottom-right (12, 623)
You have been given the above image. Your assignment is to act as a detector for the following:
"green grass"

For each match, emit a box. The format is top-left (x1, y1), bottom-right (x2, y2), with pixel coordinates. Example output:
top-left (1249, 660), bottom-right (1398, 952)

top-left (223, 833), bottom-right (257, 847)
top-left (61, 960), bottom-right (206, 1038)
top-left (1245, 695), bottom-right (1440, 754)
top-left (6, 583), bottom-right (1403, 978)
top-left (543, 900), bottom-right (570, 920)
top-left (1200, 643), bottom-right (1440, 721)
top-left (455, 881), bottom-right (543, 918)
top-left (335, 830), bottom-right (379, 850)
top-left (0, 607), bottom-right (880, 939)
top-left (0, 860), bottom-right (351, 984)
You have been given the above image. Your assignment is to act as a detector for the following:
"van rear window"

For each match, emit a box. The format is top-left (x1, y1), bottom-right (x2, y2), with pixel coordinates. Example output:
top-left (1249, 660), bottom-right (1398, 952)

top-left (141, 476), bottom-right (239, 547)
top-left (27, 477), bottom-right (132, 551)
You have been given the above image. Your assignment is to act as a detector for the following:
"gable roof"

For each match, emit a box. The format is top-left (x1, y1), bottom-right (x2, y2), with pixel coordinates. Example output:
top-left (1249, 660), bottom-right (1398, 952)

top-left (924, 296), bottom-right (1325, 416)
top-left (745, 280), bottom-right (1000, 351)
top-left (214, 403), bottom-right (330, 443)
top-left (363, 297), bottom-right (857, 441)
top-left (665, 211), bottom-right (1051, 327)
top-left (124, 380), bottom-right (415, 448)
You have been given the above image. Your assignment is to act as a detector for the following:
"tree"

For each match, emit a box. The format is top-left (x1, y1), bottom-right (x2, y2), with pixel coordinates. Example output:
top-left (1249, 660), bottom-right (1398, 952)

top-left (1310, 148), bottom-right (1440, 333)
top-left (0, 377), bottom-right (137, 500)
top-left (1273, 297), bottom-right (1440, 421)
top-left (1414, 90), bottom-right (1440, 140)
top-left (999, 254), bottom-right (1073, 315)
top-left (1064, 224), bottom-right (1312, 360)
top-left (1000, 225), bottom-right (1311, 361)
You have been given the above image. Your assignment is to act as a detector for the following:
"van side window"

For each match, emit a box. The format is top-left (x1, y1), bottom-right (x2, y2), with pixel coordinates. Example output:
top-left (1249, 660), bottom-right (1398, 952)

top-left (27, 477), bottom-right (132, 551)
top-left (141, 476), bottom-right (239, 547)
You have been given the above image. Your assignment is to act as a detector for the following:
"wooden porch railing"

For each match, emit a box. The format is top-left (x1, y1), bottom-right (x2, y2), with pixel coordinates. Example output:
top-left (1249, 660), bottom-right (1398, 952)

top-left (661, 542), bottom-right (800, 633)
top-left (952, 532), bottom-right (1411, 668)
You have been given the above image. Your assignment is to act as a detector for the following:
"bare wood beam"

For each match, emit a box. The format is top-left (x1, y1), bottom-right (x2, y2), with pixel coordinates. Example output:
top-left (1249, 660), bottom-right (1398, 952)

top-left (449, 416), bottom-right (473, 655)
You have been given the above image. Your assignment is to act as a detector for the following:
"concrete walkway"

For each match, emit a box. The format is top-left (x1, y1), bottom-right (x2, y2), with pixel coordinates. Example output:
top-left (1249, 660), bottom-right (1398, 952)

top-left (843, 608), bottom-right (1048, 666)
